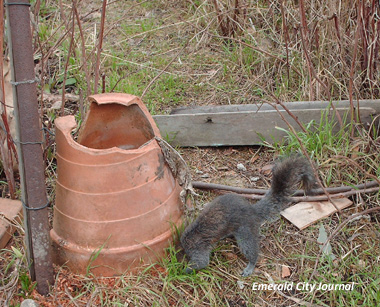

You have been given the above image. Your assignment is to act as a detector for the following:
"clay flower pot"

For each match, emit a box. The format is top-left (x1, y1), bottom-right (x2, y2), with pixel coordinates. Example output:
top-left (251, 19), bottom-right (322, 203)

top-left (50, 93), bottom-right (183, 276)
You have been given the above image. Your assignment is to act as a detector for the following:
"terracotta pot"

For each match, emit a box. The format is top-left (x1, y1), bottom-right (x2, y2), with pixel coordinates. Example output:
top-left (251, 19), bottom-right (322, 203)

top-left (50, 93), bottom-right (183, 276)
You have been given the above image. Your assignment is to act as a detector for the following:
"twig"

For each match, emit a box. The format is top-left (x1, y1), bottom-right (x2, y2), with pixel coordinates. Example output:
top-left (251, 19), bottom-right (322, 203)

top-left (299, 0), bottom-right (314, 100)
top-left (348, 0), bottom-right (362, 132)
top-left (79, 89), bottom-right (84, 117)
top-left (211, 0), bottom-right (228, 36)
top-left (269, 95), bottom-right (307, 133)
top-left (94, 0), bottom-right (107, 94)
top-left (298, 0), bottom-right (309, 43)
top-left (329, 13), bottom-right (341, 49)
top-left (295, 7), bottom-right (343, 127)
top-left (280, 0), bottom-right (290, 87)
top-left (367, 0), bottom-right (378, 85)
top-left (101, 73), bottom-right (106, 93)
top-left (236, 186), bottom-right (380, 201)
top-left (290, 187), bottom-right (380, 202)
top-left (0, 1), bottom-right (16, 198)
top-left (334, 155), bottom-right (380, 185)
top-left (60, 6), bottom-right (76, 116)
top-left (309, 206), bottom-right (380, 281)
top-left (58, 0), bottom-right (68, 27)
top-left (65, 286), bottom-right (80, 307)
top-left (41, 26), bottom-right (70, 64)
top-left (192, 180), bottom-right (379, 196)
top-left (193, 181), bottom-right (267, 195)
top-left (86, 288), bottom-right (99, 307)
top-left (74, 1), bottom-right (91, 98)
top-left (232, 0), bottom-right (240, 34)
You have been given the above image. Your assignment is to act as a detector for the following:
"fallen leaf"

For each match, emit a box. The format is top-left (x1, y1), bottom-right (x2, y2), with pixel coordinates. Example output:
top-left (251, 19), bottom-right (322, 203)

top-left (260, 163), bottom-right (274, 175)
top-left (317, 224), bottom-right (328, 244)
top-left (250, 155), bottom-right (259, 163)
top-left (317, 224), bottom-right (336, 260)
top-left (222, 252), bottom-right (238, 261)
top-left (281, 265), bottom-right (291, 278)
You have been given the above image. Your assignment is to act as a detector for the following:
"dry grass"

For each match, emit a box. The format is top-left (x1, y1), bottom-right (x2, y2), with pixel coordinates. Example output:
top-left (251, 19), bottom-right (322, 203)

top-left (3, 146), bottom-right (380, 306)
top-left (1, 0), bottom-right (380, 306)
top-left (29, 0), bottom-right (380, 113)
top-left (2, 161), bottom-right (380, 307)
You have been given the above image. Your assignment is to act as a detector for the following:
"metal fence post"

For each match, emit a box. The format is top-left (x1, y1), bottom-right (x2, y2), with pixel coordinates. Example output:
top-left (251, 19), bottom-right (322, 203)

top-left (5, 0), bottom-right (54, 295)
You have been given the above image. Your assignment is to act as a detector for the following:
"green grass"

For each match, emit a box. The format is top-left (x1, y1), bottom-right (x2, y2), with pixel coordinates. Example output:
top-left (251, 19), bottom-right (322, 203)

top-left (259, 107), bottom-right (363, 186)
top-left (120, 18), bottom-right (157, 36)
top-left (263, 107), bottom-right (351, 160)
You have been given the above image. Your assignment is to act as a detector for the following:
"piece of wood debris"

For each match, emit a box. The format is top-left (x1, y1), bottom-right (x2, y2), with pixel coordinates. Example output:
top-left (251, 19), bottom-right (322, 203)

top-left (281, 198), bottom-right (353, 230)
top-left (281, 265), bottom-right (291, 278)
top-left (0, 198), bottom-right (23, 249)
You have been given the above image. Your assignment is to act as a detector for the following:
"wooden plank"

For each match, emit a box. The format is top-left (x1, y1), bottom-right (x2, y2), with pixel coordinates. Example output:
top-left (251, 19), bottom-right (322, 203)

top-left (154, 103), bottom-right (377, 146)
top-left (169, 100), bottom-right (380, 114)
top-left (0, 198), bottom-right (22, 249)
top-left (281, 198), bottom-right (353, 230)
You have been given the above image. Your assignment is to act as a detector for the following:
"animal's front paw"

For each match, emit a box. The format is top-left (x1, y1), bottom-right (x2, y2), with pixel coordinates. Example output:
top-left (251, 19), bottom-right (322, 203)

top-left (241, 263), bottom-right (255, 277)
top-left (241, 269), bottom-right (252, 277)
top-left (185, 267), bottom-right (195, 274)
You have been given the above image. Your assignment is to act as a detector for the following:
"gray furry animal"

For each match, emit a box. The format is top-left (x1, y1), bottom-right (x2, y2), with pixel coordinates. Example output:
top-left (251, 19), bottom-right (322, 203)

top-left (180, 155), bottom-right (317, 277)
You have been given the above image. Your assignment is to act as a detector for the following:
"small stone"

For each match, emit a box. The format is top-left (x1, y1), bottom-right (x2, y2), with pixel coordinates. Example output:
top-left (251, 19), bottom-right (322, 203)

top-left (50, 100), bottom-right (62, 110)
top-left (237, 163), bottom-right (246, 171)
top-left (21, 299), bottom-right (39, 307)
top-left (357, 259), bottom-right (366, 269)
top-left (250, 176), bottom-right (259, 182)
top-left (200, 173), bottom-right (210, 178)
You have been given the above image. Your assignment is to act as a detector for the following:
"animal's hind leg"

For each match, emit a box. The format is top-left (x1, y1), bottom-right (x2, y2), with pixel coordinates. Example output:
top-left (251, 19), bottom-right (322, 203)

top-left (234, 227), bottom-right (260, 277)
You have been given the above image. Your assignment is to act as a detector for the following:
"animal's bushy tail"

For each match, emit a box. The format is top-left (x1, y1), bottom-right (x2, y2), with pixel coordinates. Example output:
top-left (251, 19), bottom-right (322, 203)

top-left (270, 155), bottom-right (316, 198)
top-left (254, 155), bottom-right (317, 220)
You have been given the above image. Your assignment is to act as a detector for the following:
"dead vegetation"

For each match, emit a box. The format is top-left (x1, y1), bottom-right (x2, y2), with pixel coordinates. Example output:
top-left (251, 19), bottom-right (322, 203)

top-left (1, 0), bottom-right (380, 306)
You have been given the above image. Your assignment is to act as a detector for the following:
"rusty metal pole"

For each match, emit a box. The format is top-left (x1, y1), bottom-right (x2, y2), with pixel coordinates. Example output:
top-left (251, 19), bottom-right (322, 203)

top-left (6, 0), bottom-right (54, 294)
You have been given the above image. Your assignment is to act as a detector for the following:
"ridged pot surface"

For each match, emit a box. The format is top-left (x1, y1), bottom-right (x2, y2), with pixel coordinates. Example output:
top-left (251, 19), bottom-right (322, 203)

top-left (51, 93), bottom-right (183, 276)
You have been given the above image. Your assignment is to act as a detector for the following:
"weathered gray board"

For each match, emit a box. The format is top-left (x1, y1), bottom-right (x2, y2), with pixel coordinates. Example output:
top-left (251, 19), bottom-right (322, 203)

top-left (153, 100), bottom-right (380, 147)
